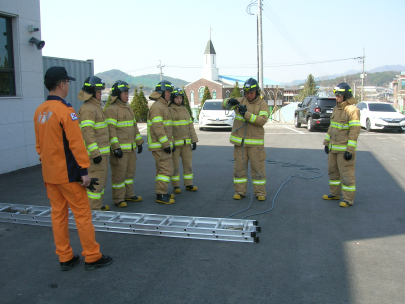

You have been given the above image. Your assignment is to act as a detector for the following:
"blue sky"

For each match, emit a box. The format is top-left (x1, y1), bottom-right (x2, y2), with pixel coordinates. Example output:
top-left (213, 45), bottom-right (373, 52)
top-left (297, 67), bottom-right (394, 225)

top-left (40, 0), bottom-right (405, 83)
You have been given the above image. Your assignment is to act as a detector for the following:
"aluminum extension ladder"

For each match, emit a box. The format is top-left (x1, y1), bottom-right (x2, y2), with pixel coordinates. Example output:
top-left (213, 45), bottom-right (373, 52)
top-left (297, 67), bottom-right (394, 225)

top-left (0, 203), bottom-right (260, 243)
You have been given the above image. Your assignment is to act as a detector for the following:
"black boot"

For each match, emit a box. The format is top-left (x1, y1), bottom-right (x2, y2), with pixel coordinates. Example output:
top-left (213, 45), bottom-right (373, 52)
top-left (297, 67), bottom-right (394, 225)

top-left (156, 194), bottom-right (175, 204)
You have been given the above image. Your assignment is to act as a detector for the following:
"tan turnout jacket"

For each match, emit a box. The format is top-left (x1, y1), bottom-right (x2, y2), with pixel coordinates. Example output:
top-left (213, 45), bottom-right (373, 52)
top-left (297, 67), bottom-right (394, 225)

top-left (222, 95), bottom-right (270, 146)
top-left (323, 97), bottom-right (360, 153)
top-left (169, 103), bottom-right (198, 147)
top-left (78, 96), bottom-right (110, 158)
top-left (105, 99), bottom-right (144, 153)
top-left (147, 91), bottom-right (173, 151)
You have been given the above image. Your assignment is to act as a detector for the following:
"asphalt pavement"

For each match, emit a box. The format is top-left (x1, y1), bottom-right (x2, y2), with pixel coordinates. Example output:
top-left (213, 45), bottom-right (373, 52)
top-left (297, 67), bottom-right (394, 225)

top-left (1, 123), bottom-right (405, 304)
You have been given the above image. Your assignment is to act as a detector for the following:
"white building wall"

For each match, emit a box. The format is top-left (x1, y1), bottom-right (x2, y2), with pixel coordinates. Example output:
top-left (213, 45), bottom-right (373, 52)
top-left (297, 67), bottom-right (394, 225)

top-left (0, 0), bottom-right (44, 174)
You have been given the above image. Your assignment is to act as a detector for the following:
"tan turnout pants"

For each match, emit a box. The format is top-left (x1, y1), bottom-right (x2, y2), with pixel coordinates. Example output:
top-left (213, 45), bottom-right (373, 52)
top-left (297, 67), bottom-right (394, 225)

top-left (233, 145), bottom-right (267, 197)
top-left (328, 152), bottom-right (356, 205)
top-left (87, 155), bottom-right (109, 210)
top-left (171, 144), bottom-right (193, 187)
top-left (110, 151), bottom-right (136, 204)
top-left (152, 150), bottom-right (174, 194)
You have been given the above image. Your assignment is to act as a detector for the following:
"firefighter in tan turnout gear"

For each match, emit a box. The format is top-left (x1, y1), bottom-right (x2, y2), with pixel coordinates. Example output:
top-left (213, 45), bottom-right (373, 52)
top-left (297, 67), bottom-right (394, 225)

top-left (105, 80), bottom-right (144, 208)
top-left (222, 78), bottom-right (270, 201)
top-left (323, 82), bottom-right (360, 207)
top-left (169, 88), bottom-right (198, 193)
top-left (147, 80), bottom-right (175, 204)
top-left (78, 76), bottom-right (110, 211)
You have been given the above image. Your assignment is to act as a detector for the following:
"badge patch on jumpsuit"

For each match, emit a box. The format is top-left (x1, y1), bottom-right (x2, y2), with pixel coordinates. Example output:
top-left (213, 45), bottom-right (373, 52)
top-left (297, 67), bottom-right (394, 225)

top-left (70, 113), bottom-right (78, 121)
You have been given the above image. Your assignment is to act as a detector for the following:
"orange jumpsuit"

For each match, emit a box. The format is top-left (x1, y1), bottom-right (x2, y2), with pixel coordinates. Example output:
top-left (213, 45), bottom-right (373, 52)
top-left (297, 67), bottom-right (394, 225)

top-left (33, 95), bottom-right (102, 263)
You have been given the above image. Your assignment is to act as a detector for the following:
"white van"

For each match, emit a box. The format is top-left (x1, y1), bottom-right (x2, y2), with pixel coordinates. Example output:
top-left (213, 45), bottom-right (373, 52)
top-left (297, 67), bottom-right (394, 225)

top-left (198, 99), bottom-right (235, 131)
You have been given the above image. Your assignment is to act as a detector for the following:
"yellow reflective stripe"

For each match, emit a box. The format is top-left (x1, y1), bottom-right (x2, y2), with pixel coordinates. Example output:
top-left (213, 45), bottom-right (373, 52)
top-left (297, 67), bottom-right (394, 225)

top-left (249, 114), bottom-right (257, 123)
top-left (330, 121), bottom-right (349, 130)
top-left (252, 179), bottom-right (266, 185)
top-left (135, 134), bottom-right (142, 141)
top-left (235, 114), bottom-right (245, 121)
top-left (172, 120), bottom-right (189, 126)
top-left (152, 116), bottom-right (163, 123)
top-left (99, 146), bottom-right (110, 154)
top-left (329, 180), bottom-right (341, 185)
top-left (349, 120), bottom-right (361, 126)
top-left (329, 144), bottom-right (346, 151)
top-left (125, 179), bottom-right (133, 184)
top-left (230, 135), bottom-right (243, 143)
top-left (120, 144), bottom-right (132, 150)
top-left (342, 185), bottom-right (356, 191)
top-left (87, 143), bottom-right (98, 152)
top-left (110, 137), bottom-right (119, 144)
top-left (174, 140), bottom-right (184, 146)
top-left (112, 182), bottom-right (125, 189)
top-left (158, 136), bottom-right (168, 143)
top-left (183, 174), bottom-right (193, 180)
top-left (163, 120), bottom-right (172, 126)
top-left (185, 138), bottom-right (191, 145)
top-left (148, 142), bottom-right (162, 148)
top-left (87, 191), bottom-right (102, 199)
top-left (156, 175), bottom-right (171, 183)
top-left (259, 111), bottom-right (269, 117)
top-left (80, 120), bottom-right (95, 128)
top-left (106, 118), bottom-right (117, 126)
top-left (84, 83), bottom-right (91, 86)
top-left (94, 122), bottom-right (107, 129)
top-left (244, 138), bottom-right (264, 145)
top-left (171, 175), bottom-right (180, 181)
top-left (347, 140), bottom-right (357, 147)
top-left (189, 118), bottom-right (194, 123)
top-left (95, 84), bottom-right (104, 87)
top-left (325, 134), bottom-right (330, 141)
top-left (222, 98), bottom-right (229, 108)
top-left (117, 120), bottom-right (134, 127)
top-left (234, 178), bottom-right (248, 183)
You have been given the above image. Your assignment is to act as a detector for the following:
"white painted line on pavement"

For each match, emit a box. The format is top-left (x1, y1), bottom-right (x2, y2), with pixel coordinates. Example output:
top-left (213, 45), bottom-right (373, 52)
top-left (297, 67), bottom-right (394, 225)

top-left (139, 127), bottom-right (147, 131)
top-left (283, 126), bottom-right (305, 134)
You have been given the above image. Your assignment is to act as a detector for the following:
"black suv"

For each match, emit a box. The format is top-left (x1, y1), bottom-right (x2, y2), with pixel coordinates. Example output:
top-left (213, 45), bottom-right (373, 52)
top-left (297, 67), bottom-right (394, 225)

top-left (294, 96), bottom-right (336, 131)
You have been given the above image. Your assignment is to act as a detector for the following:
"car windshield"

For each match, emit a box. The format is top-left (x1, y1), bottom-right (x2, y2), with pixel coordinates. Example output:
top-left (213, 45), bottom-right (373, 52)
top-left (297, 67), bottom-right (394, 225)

top-left (318, 99), bottom-right (336, 107)
top-left (203, 102), bottom-right (222, 110)
top-left (368, 103), bottom-right (397, 112)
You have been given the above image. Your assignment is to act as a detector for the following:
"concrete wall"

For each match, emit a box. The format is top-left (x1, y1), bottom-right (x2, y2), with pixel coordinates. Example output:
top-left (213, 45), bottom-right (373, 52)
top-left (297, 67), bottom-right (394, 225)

top-left (0, 1), bottom-right (44, 174)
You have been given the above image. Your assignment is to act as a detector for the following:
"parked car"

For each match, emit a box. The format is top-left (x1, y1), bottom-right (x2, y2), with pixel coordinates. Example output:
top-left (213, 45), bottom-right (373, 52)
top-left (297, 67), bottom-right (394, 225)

top-left (356, 101), bottom-right (405, 133)
top-left (294, 96), bottom-right (336, 131)
top-left (199, 99), bottom-right (234, 131)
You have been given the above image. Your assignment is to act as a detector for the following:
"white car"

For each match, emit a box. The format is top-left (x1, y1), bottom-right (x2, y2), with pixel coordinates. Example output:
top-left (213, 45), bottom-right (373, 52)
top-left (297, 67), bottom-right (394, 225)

top-left (357, 101), bottom-right (405, 133)
top-left (199, 99), bottom-right (235, 131)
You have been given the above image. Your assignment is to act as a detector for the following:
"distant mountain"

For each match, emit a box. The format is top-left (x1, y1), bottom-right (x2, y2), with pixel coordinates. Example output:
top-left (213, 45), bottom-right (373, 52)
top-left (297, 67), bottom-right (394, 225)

top-left (96, 69), bottom-right (189, 90)
top-left (283, 65), bottom-right (405, 87)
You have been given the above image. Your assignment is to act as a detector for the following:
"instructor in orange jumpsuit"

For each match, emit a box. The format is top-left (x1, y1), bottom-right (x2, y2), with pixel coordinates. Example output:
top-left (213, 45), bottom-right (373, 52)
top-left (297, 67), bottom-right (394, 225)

top-left (34, 66), bottom-right (113, 271)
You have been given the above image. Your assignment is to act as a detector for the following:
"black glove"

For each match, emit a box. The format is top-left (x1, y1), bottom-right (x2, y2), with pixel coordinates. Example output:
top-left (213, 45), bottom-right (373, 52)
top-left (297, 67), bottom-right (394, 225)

top-left (93, 155), bottom-right (102, 164)
top-left (163, 146), bottom-right (171, 154)
top-left (344, 151), bottom-right (353, 161)
top-left (113, 148), bottom-right (123, 158)
top-left (324, 146), bottom-right (329, 154)
top-left (87, 178), bottom-right (99, 192)
top-left (137, 144), bottom-right (143, 154)
top-left (192, 142), bottom-right (197, 150)
top-left (229, 98), bottom-right (239, 106)
top-left (172, 145), bottom-right (176, 153)
top-left (238, 105), bottom-right (247, 117)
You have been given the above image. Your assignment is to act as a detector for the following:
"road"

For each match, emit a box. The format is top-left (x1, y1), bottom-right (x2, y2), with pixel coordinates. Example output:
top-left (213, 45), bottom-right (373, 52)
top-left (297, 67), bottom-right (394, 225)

top-left (1, 123), bottom-right (405, 304)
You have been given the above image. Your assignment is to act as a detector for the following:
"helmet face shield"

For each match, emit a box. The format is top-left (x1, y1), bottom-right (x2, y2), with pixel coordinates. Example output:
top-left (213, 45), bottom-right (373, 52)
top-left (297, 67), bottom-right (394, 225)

top-left (243, 78), bottom-right (260, 93)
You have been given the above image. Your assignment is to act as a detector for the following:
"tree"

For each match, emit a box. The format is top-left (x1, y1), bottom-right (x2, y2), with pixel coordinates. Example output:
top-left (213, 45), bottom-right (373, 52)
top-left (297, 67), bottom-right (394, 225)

top-left (297, 74), bottom-right (318, 101)
top-left (131, 87), bottom-right (149, 122)
top-left (200, 85), bottom-right (212, 110)
top-left (230, 81), bottom-right (242, 98)
top-left (103, 92), bottom-right (112, 112)
top-left (182, 86), bottom-right (194, 121)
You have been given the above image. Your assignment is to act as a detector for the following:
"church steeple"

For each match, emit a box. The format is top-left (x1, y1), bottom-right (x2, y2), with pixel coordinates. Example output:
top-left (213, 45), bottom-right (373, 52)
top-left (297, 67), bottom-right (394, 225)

top-left (202, 28), bottom-right (219, 81)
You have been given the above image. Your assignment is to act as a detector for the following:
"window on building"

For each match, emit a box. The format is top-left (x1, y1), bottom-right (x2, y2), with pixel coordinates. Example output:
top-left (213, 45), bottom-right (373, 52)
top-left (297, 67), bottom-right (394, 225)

top-left (0, 16), bottom-right (15, 96)
top-left (225, 90), bottom-right (230, 98)
top-left (190, 91), bottom-right (194, 104)
top-left (212, 89), bottom-right (216, 99)
top-left (198, 87), bottom-right (205, 102)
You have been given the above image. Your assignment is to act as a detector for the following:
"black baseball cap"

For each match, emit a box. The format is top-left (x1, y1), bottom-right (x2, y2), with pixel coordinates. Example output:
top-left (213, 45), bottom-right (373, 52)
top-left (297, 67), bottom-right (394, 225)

top-left (44, 66), bottom-right (76, 82)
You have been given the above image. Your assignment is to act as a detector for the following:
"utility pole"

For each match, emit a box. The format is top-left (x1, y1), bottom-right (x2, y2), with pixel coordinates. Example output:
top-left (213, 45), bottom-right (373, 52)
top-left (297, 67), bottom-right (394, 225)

top-left (258, 0), bottom-right (263, 90)
top-left (157, 60), bottom-right (165, 81)
top-left (360, 48), bottom-right (365, 102)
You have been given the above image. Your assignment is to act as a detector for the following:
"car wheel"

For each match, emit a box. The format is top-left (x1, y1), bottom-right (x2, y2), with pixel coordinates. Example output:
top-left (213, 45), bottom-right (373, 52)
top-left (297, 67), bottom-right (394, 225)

top-left (366, 118), bottom-right (372, 132)
top-left (307, 117), bottom-right (314, 132)
top-left (294, 115), bottom-right (301, 128)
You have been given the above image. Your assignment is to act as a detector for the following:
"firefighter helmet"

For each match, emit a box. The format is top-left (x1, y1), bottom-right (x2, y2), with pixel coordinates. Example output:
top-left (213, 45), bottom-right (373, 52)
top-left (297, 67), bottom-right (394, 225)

top-left (155, 80), bottom-right (174, 93)
top-left (333, 82), bottom-right (353, 100)
top-left (82, 76), bottom-right (105, 94)
top-left (111, 80), bottom-right (130, 97)
top-left (243, 78), bottom-right (260, 94)
top-left (171, 87), bottom-right (184, 99)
